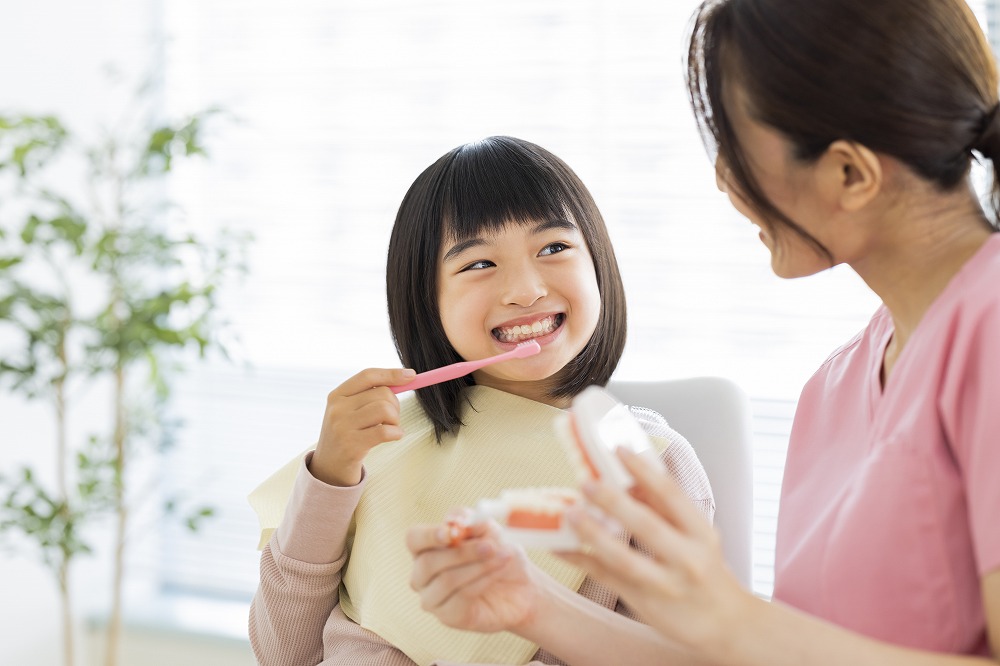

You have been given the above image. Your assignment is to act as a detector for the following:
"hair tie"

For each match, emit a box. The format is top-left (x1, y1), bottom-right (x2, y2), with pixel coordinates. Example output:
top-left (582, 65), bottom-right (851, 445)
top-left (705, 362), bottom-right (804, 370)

top-left (973, 103), bottom-right (1000, 160)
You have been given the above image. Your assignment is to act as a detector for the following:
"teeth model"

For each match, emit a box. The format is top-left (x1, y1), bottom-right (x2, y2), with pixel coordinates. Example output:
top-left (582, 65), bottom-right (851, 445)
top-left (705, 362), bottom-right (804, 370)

top-left (445, 487), bottom-right (584, 551)
top-left (444, 387), bottom-right (653, 551)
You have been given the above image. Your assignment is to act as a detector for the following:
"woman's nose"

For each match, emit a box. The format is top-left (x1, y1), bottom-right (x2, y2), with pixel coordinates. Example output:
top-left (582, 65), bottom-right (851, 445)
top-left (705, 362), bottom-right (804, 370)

top-left (715, 155), bottom-right (730, 193)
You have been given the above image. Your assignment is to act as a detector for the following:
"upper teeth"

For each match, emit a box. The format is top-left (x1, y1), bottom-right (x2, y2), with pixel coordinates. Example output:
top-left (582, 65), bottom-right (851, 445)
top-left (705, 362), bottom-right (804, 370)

top-left (495, 316), bottom-right (558, 342)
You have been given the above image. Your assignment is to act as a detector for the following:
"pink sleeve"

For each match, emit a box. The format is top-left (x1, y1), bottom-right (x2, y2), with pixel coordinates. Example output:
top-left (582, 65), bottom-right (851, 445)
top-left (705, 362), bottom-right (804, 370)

top-left (249, 452), bottom-right (367, 666)
top-left (941, 302), bottom-right (1000, 575)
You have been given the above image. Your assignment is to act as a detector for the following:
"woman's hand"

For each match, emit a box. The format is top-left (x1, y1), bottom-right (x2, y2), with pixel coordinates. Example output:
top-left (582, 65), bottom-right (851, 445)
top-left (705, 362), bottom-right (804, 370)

top-left (560, 447), bottom-right (754, 654)
top-left (309, 367), bottom-right (414, 486)
top-left (407, 516), bottom-right (545, 634)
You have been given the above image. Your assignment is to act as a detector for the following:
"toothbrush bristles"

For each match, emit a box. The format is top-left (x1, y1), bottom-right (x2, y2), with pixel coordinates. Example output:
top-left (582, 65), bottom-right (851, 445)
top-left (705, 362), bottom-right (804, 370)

top-left (514, 340), bottom-right (542, 357)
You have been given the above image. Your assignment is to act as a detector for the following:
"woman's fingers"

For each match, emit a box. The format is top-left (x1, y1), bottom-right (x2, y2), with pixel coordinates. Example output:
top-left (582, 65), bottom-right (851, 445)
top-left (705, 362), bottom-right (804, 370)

top-left (618, 448), bottom-right (715, 539)
top-left (417, 546), bottom-right (512, 611)
top-left (408, 521), bottom-right (496, 586)
top-left (410, 533), bottom-right (504, 593)
top-left (561, 506), bottom-right (679, 597)
top-left (578, 475), bottom-right (693, 565)
top-left (406, 520), bottom-right (490, 557)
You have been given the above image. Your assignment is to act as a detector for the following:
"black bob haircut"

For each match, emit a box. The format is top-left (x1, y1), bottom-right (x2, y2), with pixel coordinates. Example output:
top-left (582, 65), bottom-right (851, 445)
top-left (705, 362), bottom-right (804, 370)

top-left (386, 136), bottom-right (627, 441)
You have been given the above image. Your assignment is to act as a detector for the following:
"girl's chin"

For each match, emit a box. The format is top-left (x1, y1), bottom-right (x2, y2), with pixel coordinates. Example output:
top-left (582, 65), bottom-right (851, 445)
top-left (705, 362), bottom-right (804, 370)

top-left (478, 361), bottom-right (566, 386)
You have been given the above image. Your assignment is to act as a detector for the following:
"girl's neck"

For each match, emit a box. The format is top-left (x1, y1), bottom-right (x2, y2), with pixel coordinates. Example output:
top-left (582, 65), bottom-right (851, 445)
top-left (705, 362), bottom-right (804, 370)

top-left (471, 376), bottom-right (573, 409)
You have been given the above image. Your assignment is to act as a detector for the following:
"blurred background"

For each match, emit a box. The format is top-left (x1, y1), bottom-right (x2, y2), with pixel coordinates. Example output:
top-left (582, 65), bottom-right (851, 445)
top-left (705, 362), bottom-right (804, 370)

top-left (1, 1), bottom-right (995, 664)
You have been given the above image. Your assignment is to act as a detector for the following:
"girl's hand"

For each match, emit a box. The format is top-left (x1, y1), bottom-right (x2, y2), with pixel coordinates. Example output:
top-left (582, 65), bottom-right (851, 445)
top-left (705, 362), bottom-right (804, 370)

top-left (560, 447), bottom-right (754, 653)
top-left (309, 367), bottom-right (414, 487)
top-left (407, 516), bottom-right (544, 634)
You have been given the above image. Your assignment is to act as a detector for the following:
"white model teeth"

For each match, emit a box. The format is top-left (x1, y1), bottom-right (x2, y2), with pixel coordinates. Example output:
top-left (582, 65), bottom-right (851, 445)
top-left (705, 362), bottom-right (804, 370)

top-left (495, 315), bottom-right (559, 342)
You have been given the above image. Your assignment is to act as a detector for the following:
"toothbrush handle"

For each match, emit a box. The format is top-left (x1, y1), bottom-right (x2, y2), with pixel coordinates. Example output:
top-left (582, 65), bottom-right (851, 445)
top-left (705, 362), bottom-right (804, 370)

top-left (389, 359), bottom-right (478, 394)
top-left (389, 343), bottom-right (535, 393)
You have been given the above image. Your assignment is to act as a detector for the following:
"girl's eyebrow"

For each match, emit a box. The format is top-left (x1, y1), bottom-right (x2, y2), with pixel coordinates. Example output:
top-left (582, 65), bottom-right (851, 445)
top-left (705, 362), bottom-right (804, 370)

top-left (442, 218), bottom-right (578, 263)
top-left (533, 218), bottom-right (577, 234)
top-left (442, 237), bottom-right (488, 263)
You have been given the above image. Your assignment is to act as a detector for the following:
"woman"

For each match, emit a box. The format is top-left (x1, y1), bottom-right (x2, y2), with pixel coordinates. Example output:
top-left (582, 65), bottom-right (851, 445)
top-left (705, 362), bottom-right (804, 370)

top-left (408, 0), bottom-right (1000, 662)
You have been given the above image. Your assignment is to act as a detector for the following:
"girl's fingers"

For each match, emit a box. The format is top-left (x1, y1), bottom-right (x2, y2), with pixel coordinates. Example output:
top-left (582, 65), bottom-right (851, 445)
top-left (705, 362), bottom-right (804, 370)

top-left (359, 423), bottom-right (405, 446)
top-left (353, 396), bottom-right (402, 427)
top-left (322, 387), bottom-right (405, 448)
top-left (329, 387), bottom-right (400, 426)
top-left (333, 368), bottom-right (415, 398)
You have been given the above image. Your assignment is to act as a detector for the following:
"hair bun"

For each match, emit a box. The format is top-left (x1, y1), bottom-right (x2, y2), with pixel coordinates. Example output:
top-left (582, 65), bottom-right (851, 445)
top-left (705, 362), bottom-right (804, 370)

top-left (974, 103), bottom-right (1000, 161)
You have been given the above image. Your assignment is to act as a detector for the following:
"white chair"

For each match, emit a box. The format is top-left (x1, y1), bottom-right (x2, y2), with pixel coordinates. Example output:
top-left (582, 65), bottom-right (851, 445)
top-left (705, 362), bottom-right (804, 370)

top-left (609, 377), bottom-right (754, 589)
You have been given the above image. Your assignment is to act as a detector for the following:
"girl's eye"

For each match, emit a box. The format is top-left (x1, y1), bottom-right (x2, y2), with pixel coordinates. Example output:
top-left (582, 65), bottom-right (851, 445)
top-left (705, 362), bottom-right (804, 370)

top-left (539, 242), bottom-right (569, 256)
top-left (461, 259), bottom-right (495, 272)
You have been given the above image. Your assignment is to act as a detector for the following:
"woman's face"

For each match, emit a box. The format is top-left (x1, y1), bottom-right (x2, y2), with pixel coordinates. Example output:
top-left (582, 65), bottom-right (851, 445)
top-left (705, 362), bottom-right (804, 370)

top-left (436, 217), bottom-right (601, 403)
top-left (717, 86), bottom-right (837, 278)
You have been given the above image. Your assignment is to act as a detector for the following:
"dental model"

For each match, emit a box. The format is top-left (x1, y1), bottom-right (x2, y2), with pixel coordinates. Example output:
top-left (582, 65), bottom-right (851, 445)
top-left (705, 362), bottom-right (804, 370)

top-left (447, 386), bottom-right (655, 550)
top-left (553, 385), bottom-right (657, 488)
top-left (390, 339), bottom-right (541, 394)
top-left (454, 487), bottom-right (584, 550)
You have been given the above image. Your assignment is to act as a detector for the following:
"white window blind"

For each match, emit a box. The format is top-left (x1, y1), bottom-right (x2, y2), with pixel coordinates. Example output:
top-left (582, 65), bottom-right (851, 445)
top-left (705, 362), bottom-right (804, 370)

top-left (151, 0), bottom-right (990, 606)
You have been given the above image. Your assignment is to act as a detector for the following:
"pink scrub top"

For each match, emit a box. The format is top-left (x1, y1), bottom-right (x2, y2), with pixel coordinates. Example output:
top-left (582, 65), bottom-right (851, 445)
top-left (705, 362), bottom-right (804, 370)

top-left (773, 234), bottom-right (1000, 656)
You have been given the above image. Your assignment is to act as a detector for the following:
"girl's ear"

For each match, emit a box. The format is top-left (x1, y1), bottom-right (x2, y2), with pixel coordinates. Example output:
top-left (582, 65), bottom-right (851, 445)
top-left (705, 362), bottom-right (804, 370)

top-left (817, 140), bottom-right (883, 212)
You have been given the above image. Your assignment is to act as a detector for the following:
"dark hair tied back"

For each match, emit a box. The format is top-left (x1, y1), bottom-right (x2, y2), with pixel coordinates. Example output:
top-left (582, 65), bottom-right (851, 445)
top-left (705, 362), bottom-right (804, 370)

top-left (687, 0), bottom-right (1000, 232)
top-left (974, 104), bottom-right (1000, 162)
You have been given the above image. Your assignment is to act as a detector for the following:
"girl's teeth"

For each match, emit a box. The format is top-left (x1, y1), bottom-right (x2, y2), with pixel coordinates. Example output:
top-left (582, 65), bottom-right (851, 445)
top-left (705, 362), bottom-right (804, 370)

top-left (495, 315), bottom-right (559, 342)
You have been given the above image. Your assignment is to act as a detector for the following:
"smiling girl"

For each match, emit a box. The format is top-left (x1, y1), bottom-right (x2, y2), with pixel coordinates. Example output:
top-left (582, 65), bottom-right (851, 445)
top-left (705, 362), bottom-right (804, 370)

top-left (247, 136), bottom-right (714, 666)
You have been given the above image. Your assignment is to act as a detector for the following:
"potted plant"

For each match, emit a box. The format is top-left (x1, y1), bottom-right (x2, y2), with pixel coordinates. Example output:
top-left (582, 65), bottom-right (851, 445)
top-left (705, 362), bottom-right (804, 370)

top-left (0, 92), bottom-right (246, 666)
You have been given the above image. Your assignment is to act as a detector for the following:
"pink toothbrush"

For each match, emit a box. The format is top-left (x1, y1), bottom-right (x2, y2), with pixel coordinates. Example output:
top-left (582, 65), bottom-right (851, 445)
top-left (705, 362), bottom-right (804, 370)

top-left (390, 340), bottom-right (542, 394)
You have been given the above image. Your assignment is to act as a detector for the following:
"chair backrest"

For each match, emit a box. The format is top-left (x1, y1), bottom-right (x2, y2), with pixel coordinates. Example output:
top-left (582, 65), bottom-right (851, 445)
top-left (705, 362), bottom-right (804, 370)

top-left (608, 377), bottom-right (754, 589)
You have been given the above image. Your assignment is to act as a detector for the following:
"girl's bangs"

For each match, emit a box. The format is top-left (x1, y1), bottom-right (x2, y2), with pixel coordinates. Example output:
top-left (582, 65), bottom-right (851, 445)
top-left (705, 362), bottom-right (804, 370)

top-left (442, 142), bottom-right (569, 241)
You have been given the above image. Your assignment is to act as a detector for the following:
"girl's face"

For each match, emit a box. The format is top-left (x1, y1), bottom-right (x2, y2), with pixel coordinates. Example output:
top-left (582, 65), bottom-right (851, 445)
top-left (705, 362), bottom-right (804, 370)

top-left (717, 86), bottom-right (837, 278)
top-left (436, 217), bottom-right (601, 405)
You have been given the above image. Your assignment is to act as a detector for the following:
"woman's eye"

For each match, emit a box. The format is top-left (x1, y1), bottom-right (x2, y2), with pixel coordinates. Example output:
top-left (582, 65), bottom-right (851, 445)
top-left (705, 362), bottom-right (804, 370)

top-left (461, 259), bottom-right (495, 272)
top-left (539, 242), bottom-right (569, 256)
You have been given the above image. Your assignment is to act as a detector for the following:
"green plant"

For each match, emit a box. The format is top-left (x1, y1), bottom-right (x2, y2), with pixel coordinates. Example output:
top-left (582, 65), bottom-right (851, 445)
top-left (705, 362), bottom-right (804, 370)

top-left (0, 97), bottom-right (245, 666)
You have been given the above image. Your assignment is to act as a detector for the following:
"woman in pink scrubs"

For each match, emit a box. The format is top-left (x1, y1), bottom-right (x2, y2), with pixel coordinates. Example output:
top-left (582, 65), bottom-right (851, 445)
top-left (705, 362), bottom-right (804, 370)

top-left (562, 0), bottom-right (1000, 661)
top-left (408, 0), bottom-right (1000, 662)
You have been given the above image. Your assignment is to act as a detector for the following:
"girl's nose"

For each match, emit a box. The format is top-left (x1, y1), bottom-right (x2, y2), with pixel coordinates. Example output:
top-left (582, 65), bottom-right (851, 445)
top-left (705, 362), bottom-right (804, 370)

top-left (501, 266), bottom-right (547, 307)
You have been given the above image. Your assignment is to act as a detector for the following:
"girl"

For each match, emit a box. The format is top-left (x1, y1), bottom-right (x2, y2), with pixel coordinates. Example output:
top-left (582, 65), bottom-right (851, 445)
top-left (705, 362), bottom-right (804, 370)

top-left (247, 136), bottom-right (714, 665)
top-left (411, 1), bottom-right (1000, 663)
